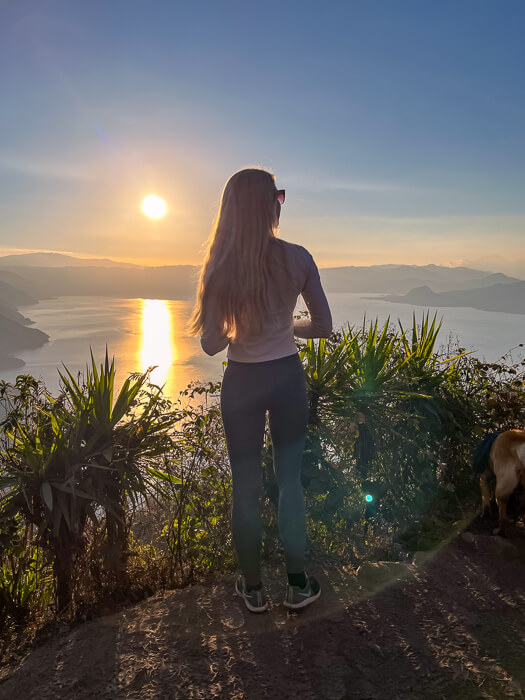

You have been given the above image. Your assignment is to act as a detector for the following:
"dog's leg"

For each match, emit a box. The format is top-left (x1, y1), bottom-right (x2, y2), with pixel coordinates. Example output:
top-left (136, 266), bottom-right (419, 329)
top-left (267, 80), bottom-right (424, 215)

top-left (480, 471), bottom-right (492, 518)
top-left (494, 465), bottom-right (519, 536)
top-left (519, 469), bottom-right (525, 515)
top-left (494, 495), bottom-right (509, 536)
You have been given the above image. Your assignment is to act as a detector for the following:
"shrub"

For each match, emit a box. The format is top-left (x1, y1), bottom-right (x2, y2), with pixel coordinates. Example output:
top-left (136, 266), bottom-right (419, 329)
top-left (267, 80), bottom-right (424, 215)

top-left (0, 352), bottom-right (175, 613)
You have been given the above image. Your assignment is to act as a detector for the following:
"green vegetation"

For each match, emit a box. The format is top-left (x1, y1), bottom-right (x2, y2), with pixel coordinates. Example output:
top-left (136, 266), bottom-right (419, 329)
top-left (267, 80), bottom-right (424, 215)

top-left (1, 315), bottom-right (524, 650)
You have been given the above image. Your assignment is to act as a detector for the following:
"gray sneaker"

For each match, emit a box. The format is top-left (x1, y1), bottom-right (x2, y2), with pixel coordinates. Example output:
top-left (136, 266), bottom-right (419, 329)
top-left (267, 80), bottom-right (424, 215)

top-left (235, 576), bottom-right (269, 613)
top-left (283, 575), bottom-right (321, 610)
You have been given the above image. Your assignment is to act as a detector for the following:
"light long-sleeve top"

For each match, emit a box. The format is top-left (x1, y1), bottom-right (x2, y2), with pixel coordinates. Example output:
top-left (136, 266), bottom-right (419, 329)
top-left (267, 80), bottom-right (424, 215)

top-left (200, 239), bottom-right (332, 362)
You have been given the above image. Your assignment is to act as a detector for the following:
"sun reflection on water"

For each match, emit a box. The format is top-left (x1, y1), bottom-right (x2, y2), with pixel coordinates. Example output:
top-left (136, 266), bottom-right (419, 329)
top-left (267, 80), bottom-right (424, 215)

top-left (140, 299), bottom-right (176, 388)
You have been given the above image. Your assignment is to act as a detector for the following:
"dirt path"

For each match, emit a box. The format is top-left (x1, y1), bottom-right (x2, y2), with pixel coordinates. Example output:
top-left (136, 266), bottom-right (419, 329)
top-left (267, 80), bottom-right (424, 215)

top-left (1, 523), bottom-right (524, 700)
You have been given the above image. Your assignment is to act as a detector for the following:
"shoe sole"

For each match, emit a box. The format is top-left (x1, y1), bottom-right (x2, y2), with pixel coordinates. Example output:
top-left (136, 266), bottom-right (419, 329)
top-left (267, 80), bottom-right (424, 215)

top-left (235, 580), bottom-right (269, 613)
top-left (283, 588), bottom-right (322, 610)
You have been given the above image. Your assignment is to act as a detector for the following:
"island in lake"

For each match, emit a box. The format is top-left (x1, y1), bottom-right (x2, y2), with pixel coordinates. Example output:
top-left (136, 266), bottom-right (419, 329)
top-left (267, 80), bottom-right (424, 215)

top-left (379, 280), bottom-right (525, 315)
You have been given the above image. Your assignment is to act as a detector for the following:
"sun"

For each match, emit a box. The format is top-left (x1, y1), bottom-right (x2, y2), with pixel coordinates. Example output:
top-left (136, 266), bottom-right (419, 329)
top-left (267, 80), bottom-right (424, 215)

top-left (141, 194), bottom-right (167, 219)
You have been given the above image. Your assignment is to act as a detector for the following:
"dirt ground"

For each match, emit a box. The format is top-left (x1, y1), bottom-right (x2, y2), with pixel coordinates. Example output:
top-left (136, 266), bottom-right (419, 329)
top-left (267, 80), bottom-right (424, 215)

top-left (1, 518), bottom-right (524, 700)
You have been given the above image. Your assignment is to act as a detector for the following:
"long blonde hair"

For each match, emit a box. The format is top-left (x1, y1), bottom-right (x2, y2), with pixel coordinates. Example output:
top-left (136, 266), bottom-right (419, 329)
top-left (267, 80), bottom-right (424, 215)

top-left (189, 168), bottom-right (280, 341)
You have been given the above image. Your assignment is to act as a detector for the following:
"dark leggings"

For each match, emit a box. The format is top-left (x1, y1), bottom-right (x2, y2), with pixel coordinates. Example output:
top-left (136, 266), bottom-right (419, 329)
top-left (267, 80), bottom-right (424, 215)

top-left (220, 353), bottom-right (309, 585)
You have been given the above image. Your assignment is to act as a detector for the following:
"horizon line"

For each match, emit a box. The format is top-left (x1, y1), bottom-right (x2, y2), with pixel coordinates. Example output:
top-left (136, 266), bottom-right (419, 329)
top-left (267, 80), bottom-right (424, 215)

top-left (0, 247), bottom-right (506, 275)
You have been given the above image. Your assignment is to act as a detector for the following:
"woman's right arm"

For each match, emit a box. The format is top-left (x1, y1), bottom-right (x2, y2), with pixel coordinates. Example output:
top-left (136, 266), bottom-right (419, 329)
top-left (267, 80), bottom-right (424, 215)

top-left (293, 250), bottom-right (332, 339)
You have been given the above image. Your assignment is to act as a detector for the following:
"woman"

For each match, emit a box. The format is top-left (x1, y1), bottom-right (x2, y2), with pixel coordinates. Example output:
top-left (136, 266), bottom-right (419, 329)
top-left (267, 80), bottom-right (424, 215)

top-left (190, 168), bottom-right (332, 612)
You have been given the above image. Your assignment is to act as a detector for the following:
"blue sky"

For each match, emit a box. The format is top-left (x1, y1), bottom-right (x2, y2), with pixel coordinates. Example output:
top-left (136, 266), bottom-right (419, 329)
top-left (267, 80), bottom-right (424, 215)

top-left (1, 0), bottom-right (524, 273)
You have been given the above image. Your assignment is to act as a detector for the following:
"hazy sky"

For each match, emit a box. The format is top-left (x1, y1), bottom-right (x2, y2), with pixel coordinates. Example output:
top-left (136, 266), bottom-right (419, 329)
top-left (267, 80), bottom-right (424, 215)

top-left (1, 1), bottom-right (524, 274)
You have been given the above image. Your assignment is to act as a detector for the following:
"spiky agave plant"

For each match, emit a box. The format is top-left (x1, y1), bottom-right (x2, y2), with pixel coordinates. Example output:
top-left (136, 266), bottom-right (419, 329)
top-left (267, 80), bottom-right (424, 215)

top-left (0, 351), bottom-right (177, 613)
top-left (298, 332), bottom-right (352, 487)
top-left (341, 313), bottom-right (470, 523)
top-left (298, 315), bottom-right (469, 526)
top-left (301, 318), bottom-right (410, 483)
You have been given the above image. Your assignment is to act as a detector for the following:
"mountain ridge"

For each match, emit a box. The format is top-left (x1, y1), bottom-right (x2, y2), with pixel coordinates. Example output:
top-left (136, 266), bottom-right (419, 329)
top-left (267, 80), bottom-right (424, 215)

top-left (0, 252), bottom-right (141, 268)
top-left (0, 254), bottom-right (523, 369)
top-left (1, 254), bottom-right (521, 299)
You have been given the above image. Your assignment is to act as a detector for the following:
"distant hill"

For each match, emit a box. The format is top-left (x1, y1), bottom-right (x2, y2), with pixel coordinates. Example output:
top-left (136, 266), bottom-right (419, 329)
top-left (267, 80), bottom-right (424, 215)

top-left (458, 272), bottom-right (522, 289)
top-left (0, 258), bottom-right (521, 301)
top-left (0, 265), bottom-right (199, 301)
top-left (383, 281), bottom-right (525, 315)
top-left (0, 278), bottom-right (37, 308)
top-left (0, 314), bottom-right (49, 353)
top-left (0, 252), bottom-right (139, 268)
top-left (0, 304), bottom-right (33, 326)
top-left (0, 274), bottom-right (44, 370)
top-left (0, 313), bottom-right (49, 370)
top-left (319, 265), bottom-right (522, 295)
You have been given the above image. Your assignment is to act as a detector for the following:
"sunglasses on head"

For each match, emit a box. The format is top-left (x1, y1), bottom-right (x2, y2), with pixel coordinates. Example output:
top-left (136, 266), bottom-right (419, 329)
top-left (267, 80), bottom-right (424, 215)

top-left (276, 189), bottom-right (285, 205)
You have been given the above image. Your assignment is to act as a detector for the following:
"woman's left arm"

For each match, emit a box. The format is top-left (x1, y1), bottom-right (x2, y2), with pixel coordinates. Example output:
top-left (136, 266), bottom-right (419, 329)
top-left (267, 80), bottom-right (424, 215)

top-left (200, 295), bottom-right (229, 355)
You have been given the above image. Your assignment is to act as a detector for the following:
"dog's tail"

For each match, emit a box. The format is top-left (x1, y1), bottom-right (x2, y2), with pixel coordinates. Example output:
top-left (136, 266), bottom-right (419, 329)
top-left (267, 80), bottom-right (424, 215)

top-left (473, 432), bottom-right (499, 474)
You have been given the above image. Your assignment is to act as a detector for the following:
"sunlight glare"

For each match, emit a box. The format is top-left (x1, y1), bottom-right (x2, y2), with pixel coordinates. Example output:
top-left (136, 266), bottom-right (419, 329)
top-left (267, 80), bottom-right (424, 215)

top-left (140, 299), bottom-right (176, 388)
top-left (141, 194), bottom-right (167, 219)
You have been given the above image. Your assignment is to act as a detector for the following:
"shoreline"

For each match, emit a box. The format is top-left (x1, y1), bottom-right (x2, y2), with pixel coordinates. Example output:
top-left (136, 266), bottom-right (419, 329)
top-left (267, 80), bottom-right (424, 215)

top-left (0, 301), bottom-right (49, 374)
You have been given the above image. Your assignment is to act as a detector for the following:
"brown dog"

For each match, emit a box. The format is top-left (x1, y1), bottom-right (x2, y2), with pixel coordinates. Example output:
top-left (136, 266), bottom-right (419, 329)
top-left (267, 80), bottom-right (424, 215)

top-left (479, 429), bottom-right (525, 535)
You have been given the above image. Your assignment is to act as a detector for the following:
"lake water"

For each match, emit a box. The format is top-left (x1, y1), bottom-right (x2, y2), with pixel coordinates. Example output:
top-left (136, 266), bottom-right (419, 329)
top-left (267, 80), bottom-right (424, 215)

top-left (2, 294), bottom-right (524, 399)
